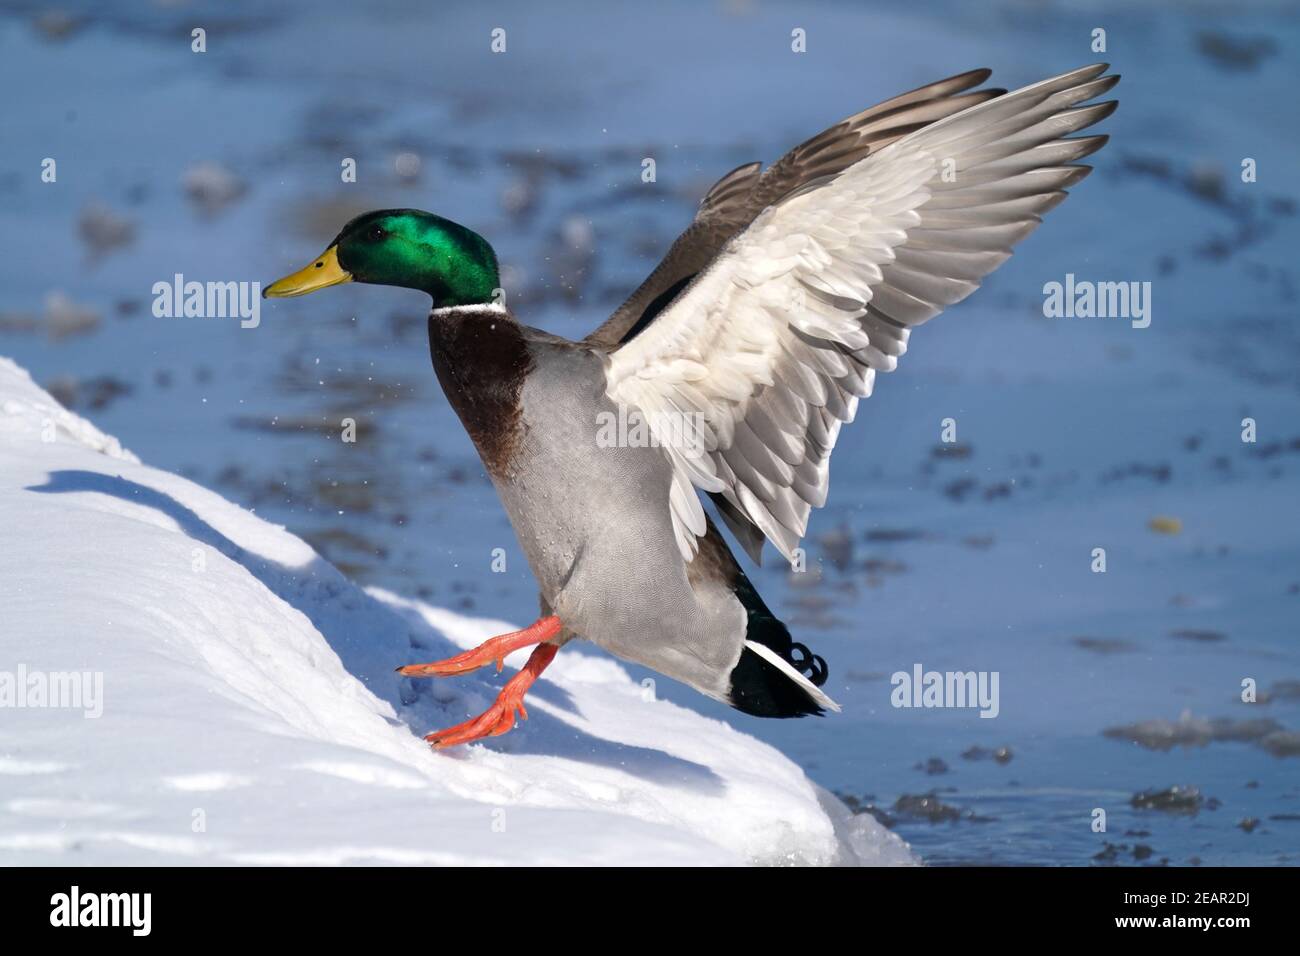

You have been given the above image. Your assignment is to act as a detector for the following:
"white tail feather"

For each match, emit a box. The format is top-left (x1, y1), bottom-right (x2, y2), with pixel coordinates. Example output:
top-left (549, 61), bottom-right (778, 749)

top-left (744, 640), bottom-right (842, 713)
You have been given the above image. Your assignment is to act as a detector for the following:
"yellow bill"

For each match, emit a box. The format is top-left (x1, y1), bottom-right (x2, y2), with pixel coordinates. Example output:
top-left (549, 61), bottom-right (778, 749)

top-left (263, 245), bottom-right (352, 298)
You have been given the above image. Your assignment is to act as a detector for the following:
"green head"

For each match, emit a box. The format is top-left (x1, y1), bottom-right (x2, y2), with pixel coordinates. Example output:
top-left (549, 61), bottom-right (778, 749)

top-left (264, 209), bottom-right (500, 307)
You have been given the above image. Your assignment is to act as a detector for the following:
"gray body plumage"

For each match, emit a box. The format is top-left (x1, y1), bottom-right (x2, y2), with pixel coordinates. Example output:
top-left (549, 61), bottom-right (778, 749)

top-left (461, 317), bottom-right (748, 702)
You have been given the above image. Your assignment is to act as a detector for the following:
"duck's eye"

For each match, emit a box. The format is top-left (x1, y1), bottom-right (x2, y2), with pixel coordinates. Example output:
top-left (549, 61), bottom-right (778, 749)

top-left (368, 226), bottom-right (386, 241)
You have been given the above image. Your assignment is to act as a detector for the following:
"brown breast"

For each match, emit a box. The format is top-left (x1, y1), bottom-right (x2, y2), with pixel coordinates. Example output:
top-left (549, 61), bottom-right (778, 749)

top-left (426, 307), bottom-right (534, 480)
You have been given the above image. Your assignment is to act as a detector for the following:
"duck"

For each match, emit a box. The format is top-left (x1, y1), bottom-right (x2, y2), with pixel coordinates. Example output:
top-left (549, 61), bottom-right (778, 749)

top-left (265, 64), bottom-right (1118, 748)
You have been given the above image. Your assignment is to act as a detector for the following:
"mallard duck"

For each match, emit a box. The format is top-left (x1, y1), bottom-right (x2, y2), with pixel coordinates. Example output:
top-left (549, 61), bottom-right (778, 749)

top-left (266, 64), bottom-right (1118, 748)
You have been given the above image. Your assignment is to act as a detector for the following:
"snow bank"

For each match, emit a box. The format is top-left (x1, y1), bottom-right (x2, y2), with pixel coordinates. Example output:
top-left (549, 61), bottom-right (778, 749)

top-left (0, 356), bottom-right (913, 866)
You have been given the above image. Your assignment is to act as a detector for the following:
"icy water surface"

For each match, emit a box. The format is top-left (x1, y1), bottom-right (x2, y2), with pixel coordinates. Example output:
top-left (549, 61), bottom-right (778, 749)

top-left (2, 0), bottom-right (1298, 865)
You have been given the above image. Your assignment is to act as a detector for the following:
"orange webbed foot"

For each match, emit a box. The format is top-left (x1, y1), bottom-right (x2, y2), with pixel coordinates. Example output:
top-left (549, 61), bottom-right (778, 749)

top-left (397, 615), bottom-right (561, 678)
top-left (424, 643), bottom-right (559, 748)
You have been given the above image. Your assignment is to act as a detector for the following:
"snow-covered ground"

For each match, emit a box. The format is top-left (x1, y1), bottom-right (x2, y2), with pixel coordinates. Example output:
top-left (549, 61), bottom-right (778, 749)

top-left (0, 356), bottom-right (913, 866)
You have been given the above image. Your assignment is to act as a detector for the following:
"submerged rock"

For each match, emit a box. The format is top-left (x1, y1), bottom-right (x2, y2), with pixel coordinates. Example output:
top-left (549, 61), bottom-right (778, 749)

top-left (43, 291), bottom-right (101, 340)
top-left (78, 201), bottom-right (135, 256)
top-left (1072, 636), bottom-right (1137, 654)
top-left (1258, 730), bottom-right (1300, 758)
top-left (183, 161), bottom-right (248, 215)
top-left (1104, 711), bottom-right (1282, 751)
top-left (961, 745), bottom-right (1014, 765)
top-left (1130, 786), bottom-right (1208, 815)
top-left (891, 793), bottom-right (992, 824)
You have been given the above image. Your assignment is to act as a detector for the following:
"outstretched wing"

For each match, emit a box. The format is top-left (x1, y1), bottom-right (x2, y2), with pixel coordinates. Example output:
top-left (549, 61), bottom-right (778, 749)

top-left (586, 68), bottom-right (1006, 349)
top-left (601, 64), bottom-right (1118, 562)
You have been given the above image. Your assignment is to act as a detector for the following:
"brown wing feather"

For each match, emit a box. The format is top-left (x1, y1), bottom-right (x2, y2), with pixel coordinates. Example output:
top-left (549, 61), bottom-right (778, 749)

top-left (585, 68), bottom-right (1005, 349)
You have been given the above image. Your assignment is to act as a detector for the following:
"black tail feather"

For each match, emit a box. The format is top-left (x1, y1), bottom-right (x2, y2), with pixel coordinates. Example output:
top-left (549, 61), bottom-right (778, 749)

top-left (726, 569), bottom-right (830, 718)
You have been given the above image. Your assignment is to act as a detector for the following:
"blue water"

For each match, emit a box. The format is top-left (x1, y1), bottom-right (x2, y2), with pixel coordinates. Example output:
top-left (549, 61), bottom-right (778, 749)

top-left (2, 0), bottom-right (1298, 865)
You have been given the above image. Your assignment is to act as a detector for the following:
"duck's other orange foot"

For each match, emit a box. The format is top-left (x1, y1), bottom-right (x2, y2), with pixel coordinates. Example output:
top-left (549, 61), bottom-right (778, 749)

top-left (425, 643), bottom-right (559, 749)
top-left (397, 615), bottom-right (562, 678)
